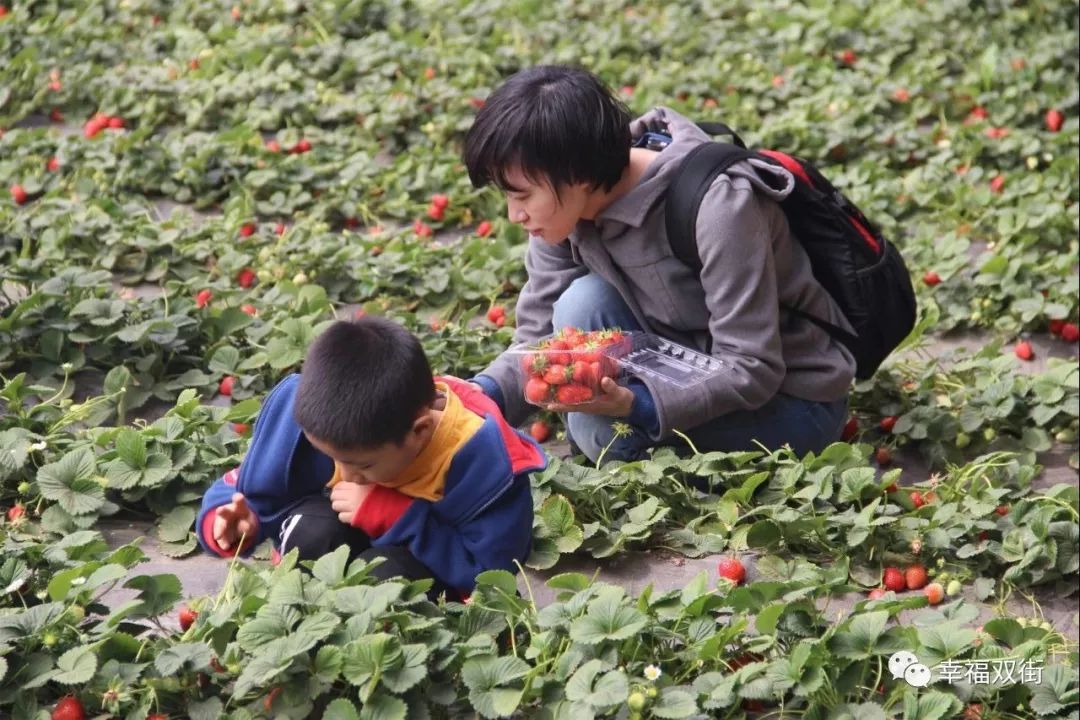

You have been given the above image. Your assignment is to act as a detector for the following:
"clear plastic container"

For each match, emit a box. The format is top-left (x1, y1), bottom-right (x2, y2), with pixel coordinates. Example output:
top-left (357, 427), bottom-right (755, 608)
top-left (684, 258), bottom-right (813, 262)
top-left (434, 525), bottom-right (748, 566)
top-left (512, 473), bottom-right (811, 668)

top-left (618, 333), bottom-right (727, 389)
top-left (509, 328), bottom-right (633, 406)
top-left (512, 329), bottom-right (725, 406)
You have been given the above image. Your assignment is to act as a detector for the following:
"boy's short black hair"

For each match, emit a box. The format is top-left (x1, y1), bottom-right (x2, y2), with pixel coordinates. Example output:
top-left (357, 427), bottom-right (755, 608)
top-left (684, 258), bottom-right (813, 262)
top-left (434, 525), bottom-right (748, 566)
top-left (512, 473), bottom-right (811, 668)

top-left (293, 317), bottom-right (437, 449)
top-left (464, 65), bottom-right (632, 197)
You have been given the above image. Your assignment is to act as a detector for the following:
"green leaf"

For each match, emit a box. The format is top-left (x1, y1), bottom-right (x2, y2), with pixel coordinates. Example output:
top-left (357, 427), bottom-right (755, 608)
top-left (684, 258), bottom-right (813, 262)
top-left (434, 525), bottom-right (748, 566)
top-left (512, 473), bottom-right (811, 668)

top-left (358, 694), bottom-right (407, 720)
top-left (902, 691), bottom-right (961, 720)
top-left (569, 586), bottom-right (648, 645)
top-left (746, 520), bottom-right (782, 549)
top-left (564, 659), bottom-right (628, 709)
top-left (189, 697), bottom-right (224, 720)
top-left (155, 642), bottom-right (212, 675)
top-left (36, 449), bottom-right (105, 515)
top-left (115, 429), bottom-right (147, 467)
top-left (1029, 665), bottom-right (1076, 715)
top-left (651, 688), bottom-right (698, 718)
top-left (461, 655), bottom-right (530, 719)
top-left (123, 574), bottom-right (182, 618)
top-left (157, 506), bottom-right (196, 543)
top-left (53, 646), bottom-right (97, 685)
top-left (323, 698), bottom-right (360, 720)
top-left (311, 544), bottom-right (351, 586)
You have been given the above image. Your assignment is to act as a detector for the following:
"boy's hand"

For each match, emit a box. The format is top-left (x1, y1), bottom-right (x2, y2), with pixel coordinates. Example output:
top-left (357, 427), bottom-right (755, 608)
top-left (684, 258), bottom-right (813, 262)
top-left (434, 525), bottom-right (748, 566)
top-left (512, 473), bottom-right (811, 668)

top-left (213, 492), bottom-right (257, 552)
top-left (330, 482), bottom-right (376, 524)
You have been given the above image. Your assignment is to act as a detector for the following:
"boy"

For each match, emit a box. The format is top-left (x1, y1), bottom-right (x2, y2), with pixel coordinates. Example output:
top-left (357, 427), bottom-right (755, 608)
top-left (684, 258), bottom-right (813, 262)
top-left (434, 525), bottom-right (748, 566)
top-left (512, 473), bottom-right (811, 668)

top-left (195, 316), bottom-right (547, 598)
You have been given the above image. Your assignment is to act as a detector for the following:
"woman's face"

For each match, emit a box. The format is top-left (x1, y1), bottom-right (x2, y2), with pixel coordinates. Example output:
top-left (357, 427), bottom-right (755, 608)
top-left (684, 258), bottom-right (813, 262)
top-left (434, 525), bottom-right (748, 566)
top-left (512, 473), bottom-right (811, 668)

top-left (501, 165), bottom-right (589, 244)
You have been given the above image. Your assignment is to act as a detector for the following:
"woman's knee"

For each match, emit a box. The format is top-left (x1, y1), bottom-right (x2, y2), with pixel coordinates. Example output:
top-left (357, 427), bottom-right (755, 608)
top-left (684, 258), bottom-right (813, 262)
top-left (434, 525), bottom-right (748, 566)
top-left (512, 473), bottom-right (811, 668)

top-left (552, 274), bottom-right (638, 332)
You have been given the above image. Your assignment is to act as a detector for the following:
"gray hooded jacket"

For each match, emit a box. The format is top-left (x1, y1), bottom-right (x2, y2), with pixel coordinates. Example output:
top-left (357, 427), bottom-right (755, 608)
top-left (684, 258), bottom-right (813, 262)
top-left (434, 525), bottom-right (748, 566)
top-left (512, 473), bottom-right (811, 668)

top-left (480, 106), bottom-right (856, 438)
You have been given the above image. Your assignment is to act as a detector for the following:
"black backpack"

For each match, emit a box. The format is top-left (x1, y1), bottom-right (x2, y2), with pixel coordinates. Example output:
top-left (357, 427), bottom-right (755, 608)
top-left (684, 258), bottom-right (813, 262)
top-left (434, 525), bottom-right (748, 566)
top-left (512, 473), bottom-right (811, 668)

top-left (663, 122), bottom-right (917, 380)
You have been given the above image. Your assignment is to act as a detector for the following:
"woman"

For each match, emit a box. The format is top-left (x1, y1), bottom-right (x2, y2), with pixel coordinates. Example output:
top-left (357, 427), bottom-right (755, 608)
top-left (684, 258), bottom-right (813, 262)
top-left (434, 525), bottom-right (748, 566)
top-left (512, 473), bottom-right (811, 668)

top-left (465, 65), bottom-right (854, 463)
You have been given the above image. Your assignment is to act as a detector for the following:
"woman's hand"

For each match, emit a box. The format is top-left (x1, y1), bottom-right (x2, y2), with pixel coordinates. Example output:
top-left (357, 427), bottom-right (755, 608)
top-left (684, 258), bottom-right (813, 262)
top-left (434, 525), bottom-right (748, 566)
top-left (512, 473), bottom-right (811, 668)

top-left (544, 376), bottom-right (634, 417)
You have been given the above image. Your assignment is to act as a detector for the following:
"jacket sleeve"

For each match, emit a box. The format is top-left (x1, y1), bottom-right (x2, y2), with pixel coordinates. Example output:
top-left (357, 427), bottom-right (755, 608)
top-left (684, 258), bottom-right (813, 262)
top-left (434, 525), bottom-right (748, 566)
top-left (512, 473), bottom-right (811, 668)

top-left (639, 177), bottom-right (788, 438)
top-left (477, 237), bottom-right (589, 426)
top-left (373, 474), bottom-right (534, 592)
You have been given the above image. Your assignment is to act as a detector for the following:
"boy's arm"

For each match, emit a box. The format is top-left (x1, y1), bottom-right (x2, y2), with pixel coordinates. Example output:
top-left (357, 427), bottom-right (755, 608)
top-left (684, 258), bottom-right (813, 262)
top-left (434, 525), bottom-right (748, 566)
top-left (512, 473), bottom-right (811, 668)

top-left (373, 475), bottom-right (534, 592)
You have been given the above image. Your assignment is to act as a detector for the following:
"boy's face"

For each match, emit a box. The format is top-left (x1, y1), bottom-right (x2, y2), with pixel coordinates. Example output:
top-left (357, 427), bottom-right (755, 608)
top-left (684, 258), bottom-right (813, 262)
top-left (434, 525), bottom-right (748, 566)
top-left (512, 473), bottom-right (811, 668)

top-left (305, 412), bottom-right (435, 487)
top-left (502, 165), bottom-right (589, 245)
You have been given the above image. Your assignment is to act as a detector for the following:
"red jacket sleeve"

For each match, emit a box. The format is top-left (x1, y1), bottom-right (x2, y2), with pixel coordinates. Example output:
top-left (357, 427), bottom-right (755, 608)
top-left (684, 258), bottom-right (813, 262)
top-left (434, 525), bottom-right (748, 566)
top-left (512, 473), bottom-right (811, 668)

top-left (199, 507), bottom-right (259, 558)
top-left (350, 485), bottom-right (414, 537)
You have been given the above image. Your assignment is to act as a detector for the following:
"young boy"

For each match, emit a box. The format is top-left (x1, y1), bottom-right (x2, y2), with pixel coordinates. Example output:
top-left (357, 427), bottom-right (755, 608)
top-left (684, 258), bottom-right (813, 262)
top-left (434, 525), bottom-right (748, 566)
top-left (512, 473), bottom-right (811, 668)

top-left (195, 316), bottom-right (547, 598)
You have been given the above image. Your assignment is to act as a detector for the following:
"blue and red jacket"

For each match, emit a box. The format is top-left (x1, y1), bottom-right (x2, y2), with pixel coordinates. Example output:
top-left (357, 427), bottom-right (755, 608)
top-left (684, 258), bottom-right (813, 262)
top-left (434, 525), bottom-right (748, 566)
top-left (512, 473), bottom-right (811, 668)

top-left (195, 374), bottom-right (547, 591)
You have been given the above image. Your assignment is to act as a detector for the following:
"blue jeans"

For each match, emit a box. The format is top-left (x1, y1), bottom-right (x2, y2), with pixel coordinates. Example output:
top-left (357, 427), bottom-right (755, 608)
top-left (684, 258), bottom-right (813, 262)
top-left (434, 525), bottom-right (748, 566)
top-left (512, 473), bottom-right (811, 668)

top-left (551, 273), bottom-right (850, 463)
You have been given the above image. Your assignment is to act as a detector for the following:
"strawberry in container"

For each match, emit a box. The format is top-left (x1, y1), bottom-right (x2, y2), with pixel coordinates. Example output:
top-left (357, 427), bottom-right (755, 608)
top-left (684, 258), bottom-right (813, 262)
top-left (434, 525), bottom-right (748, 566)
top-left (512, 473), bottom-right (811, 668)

top-left (515, 327), bottom-right (631, 406)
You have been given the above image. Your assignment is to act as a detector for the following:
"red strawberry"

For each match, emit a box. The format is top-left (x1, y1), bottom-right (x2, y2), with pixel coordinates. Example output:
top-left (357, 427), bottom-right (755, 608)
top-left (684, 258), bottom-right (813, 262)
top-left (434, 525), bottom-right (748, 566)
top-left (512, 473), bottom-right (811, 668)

top-left (923, 582), bottom-right (944, 605)
top-left (274, 222), bottom-right (286, 235)
top-left (178, 606), bottom-right (198, 631)
top-left (83, 115), bottom-right (106, 138)
top-left (293, 138), bottom-right (311, 153)
top-left (236, 268), bottom-right (256, 288)
top-left (525, 377), bottom-right (551, 404)
top-left (431, 194), bottom-right (449, 210)
top-left (195, 289), bottom-right (212, 308)
top-left (46, 157), bottom-right (60, 172)
top-left (521, 352), bottom-right (549, 376)
top-left (51, 696), bottom-right (86, 720)
top-left (219, 376), bottom-right (235, 397)
top-left (6, 504), bottom-right (24, 522)
top-left (542, 364), bottom-right (571, 386)
top-left (470, 97), bottom-right (486, 109)
top-left (413, 219), bottom-right (432, 237)
top-left (476, 220), bottom-right (493, 237)
top-left (555, 383), bottom-right (594, 404)
top-left (240, 304), bottom-right (257, 316)
top-left (995, 504), bottom-right (1009, 517)
top-left (1045, 109), bottom-right (1064, 133)
top-left (486, 305), bottom-right (505, 325)
top-left (0, 6), bottom-right (8, 18)
top-left (967, 106), bottom-right (989, 123)
top-left (232, 423), bottom-right (250, 435)
top-left (989, 175), bottom-right (1005, 194)
top-left (868, 587), bottom-right (887, 600)
top-left (892, 87), bottom-right (910, 103)
top-left (984, 126), bottom-right (1009, 139)
top-left (922, 270), bottom-right (941, 286)
top-left (529, 421), bottom-right (551, 443)
top-left (839, 49), bottom-right (857, 65)
top-left (1014, 340), bottom-right (1034, 361)
top-left (266, 139), bottom-right (281, 153)
top-left (107, 116), bottom-right (124, 129)
top-left (264, 686), bottom-right (282, 712)
top-left (910, 490), bottom-right (926, 508)
top-left (1049, 319), bottom-right (1066, 335)
top-left (49, 108), bottom-right (64, 122)
top-left (239, 222), bottom-right (256, 237)
top-left (571, 360), bottom-right (596, 386)
top-left (1061, 323), bottom-right (1079, 343)
top-left (717, 556), bottom-right (746, 585)
top-left (429, 319), bottom-right (445, 331)
top-left (883, 567), bottom-right (906, 592)
top-left (427, 203), bottom-right (445, 221)
top-left (210, 656), bottom-right (227, 672)
top-left (964, 704), bottom-right (984, 720)
top-left (879, 416), bottom-right (898, 433)
top-left (841, 417), bottom-right (858, 441)
top-left (905, 564), bottom-right (928, 590)
top-left (147, 715), bottom-right (168, 720)
top-left (884, 482), bottom-right (898, 493)
top-left (9, 184), bottom-right (28, 205)
top-left (620, 85), bottom-right (634, 96)
top-left (875, 447), bottom-right (892, 466)
top-left (423, 66), bottom-right (436, 80)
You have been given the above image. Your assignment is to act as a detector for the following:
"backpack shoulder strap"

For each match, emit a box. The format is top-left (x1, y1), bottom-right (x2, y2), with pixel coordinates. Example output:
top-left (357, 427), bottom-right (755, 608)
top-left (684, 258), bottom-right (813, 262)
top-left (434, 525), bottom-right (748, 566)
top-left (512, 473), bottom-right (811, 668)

top-left (665, 142), bottom-right (757, 271)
